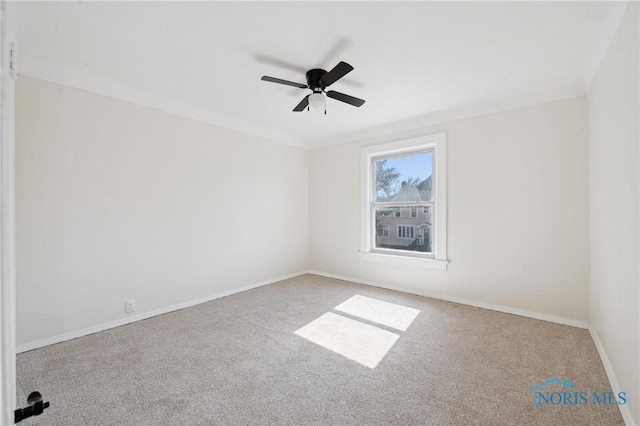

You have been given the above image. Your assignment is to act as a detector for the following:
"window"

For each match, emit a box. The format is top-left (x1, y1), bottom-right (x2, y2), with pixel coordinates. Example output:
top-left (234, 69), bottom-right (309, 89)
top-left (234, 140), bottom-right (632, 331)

top-left (397, 225), bottom-right (414, 239)
top-left (373, 150), bottom-right (432, 252)
top-left (360, 133), bottom-right (448, 269)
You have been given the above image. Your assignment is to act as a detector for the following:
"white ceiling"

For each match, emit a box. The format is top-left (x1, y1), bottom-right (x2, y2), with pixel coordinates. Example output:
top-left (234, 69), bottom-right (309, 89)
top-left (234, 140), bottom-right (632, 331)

top-left (16, 1), bottom-right (626, 149)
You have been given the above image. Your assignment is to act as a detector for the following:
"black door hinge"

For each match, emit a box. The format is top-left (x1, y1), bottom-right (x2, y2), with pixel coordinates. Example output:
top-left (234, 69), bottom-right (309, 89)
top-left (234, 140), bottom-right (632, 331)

top-left (14, 391), bottom-right (50, 423)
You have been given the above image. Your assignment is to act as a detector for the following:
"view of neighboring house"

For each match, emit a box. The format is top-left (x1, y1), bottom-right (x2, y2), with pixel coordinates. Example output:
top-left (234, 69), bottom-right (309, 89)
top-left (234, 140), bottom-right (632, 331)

top-left (376, 180), bottom-right (432, 253)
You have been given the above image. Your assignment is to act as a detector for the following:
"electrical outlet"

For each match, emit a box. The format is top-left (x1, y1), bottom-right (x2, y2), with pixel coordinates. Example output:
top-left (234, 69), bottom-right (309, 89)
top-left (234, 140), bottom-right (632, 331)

top-left (125, 299), bottom-right (136, 314)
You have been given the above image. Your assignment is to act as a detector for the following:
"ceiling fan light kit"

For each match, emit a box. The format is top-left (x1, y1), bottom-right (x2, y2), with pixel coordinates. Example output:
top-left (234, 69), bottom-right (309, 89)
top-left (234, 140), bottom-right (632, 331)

top-left (308, 92), bottom-right (325, 111)
top-left (261, 61), bottom-right (365, 114)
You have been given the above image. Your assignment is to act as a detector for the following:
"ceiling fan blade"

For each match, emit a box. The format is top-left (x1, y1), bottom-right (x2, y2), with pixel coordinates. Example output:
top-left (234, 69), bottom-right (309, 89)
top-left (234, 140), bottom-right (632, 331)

top-left (326, 91), bottom-right (365, 107)
top-left (261, 76), bottom-right (308, 89)
top-left (293, 95), bottom-right (310, 112)
top-left (320, 61), bottom-right (354, 87)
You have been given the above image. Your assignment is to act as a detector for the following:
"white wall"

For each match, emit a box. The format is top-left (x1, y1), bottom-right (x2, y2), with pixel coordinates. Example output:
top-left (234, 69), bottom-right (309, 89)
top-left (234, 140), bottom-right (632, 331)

top-left (588, 3), bottom-right (639, 424)
top-left (310, 96), bottom-right (590, 325)
top-left (15, 76), bottom-right (309, 346)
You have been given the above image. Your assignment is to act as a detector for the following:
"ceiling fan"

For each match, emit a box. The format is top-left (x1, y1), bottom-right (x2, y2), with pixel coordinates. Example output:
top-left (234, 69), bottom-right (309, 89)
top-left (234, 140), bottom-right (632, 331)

top-left (261, 61), bottom-right (365, 113)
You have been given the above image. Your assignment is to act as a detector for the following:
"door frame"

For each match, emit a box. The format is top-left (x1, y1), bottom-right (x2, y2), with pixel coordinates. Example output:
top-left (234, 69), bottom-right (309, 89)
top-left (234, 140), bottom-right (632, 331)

top-left (0, 0), bottom-right (17, 424)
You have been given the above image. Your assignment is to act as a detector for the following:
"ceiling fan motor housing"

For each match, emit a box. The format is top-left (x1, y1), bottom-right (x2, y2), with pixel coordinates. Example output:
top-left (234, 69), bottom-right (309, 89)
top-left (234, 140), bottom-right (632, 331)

top-left (306, 69), bottom-right (328, 91)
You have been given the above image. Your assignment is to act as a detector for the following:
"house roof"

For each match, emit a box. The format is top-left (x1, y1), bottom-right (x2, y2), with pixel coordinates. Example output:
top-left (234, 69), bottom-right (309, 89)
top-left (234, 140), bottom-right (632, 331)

top-left (391, 185), bottom-right (423, 203)
top-left (531, 378), bottom-right (575, 392)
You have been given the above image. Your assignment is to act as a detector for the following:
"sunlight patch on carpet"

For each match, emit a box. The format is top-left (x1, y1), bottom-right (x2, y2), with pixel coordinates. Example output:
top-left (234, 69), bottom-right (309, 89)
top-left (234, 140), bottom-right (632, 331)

top-left (334, 295), bottom-right (420, 331)
top-left (294, 312), bottom-right (399, 368)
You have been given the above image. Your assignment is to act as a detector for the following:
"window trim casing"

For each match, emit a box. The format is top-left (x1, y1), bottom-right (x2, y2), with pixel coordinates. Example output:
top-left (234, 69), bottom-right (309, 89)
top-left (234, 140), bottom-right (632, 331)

top-left (360, 132), bottom-right (448, 270)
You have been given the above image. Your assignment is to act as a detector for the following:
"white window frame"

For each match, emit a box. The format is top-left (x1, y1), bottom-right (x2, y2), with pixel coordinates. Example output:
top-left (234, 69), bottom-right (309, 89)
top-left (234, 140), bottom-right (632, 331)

top-left (360, 132), bottom-right (448, 270)
top-left (410, 207), bottom-right (418, 218)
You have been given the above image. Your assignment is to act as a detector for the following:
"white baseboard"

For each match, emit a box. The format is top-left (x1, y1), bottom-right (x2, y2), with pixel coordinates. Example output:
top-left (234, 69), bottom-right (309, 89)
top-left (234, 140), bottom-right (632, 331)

top-left (589, 325), bottom-right (635, 426)
top-left (308, 270), bottom-right (631, 423)
top-left (307, 270), bottom-right (590, 329)
top-left (19, 269), bottom-right (629, 424)
top-left (17, 270), bottom-right (308, 353)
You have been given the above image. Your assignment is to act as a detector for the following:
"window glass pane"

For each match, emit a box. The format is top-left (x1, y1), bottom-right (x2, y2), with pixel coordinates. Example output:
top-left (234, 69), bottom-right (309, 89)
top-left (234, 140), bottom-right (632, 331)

top-left (374, 152), bottom-right (433, 202)
top-left (375, 206), bottom-right (432, 253)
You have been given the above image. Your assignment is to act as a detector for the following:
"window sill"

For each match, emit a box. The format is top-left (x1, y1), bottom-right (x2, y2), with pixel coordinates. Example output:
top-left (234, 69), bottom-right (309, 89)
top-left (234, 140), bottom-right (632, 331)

top-left (359, 251), bottom-right (449, 270)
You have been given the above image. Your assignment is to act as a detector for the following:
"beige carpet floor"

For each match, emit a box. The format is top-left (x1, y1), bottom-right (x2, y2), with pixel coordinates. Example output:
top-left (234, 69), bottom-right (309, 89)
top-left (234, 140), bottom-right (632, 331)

top-left (17, 274), bottom-right (623, 425)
